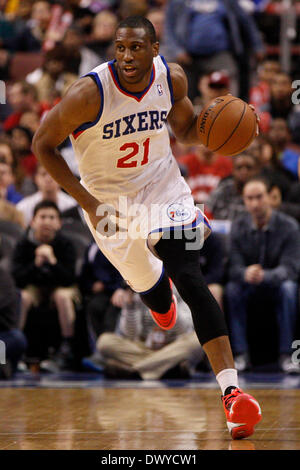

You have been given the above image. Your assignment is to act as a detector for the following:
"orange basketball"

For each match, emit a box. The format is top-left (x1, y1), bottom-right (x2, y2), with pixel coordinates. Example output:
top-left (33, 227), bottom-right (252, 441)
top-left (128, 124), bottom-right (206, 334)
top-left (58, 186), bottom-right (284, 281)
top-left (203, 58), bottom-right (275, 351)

top-left (197, 95), bottom-right (257, 156)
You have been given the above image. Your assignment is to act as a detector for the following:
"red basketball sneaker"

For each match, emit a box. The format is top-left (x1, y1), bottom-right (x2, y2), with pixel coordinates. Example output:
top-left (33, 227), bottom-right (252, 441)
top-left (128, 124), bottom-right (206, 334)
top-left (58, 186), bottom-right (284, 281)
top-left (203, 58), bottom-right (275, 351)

top-left (149, 294), bottom-right (177, 330)
top-left (222, 388), bottom-right (262, 439)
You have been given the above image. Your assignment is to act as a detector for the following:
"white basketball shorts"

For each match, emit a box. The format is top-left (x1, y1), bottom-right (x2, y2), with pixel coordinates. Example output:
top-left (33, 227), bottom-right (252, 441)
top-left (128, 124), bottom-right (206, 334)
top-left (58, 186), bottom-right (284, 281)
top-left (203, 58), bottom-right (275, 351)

top-left (82, 166), bottom-right (211, 293)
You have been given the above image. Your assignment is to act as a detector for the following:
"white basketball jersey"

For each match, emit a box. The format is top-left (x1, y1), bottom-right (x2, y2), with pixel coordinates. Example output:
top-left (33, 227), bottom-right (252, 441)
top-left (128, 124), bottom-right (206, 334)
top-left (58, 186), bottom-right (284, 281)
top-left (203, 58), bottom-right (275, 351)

top-left (70, 55), bottom-right (179, 201)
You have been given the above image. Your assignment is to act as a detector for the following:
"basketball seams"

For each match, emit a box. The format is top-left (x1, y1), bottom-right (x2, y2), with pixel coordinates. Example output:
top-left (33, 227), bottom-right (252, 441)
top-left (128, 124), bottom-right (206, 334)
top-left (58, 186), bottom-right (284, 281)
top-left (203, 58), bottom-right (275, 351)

top-left (211, 102), bottom-right (246, 152)
top-left (229, 113), bottom-right (257, 156)
top-left (206, 98), bottom-right (240, 147)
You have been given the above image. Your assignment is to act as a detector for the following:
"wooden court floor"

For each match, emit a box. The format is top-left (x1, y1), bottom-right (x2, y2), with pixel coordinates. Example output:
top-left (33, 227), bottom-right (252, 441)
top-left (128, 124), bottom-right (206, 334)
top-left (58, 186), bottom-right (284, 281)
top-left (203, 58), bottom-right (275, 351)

top-left (0, 387), bottom-right (300, 450)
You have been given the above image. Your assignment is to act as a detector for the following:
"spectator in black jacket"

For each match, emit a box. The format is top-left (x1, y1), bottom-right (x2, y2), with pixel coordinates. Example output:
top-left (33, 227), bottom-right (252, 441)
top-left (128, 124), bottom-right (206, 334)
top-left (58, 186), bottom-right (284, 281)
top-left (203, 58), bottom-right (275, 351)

top-left (79, 242), bottom-right (131, 340)
top-left (12, 200), bottom-right (78, 367)
top-left (0, 264), bottom-right (27, 379)
top-left (225, 176), bottom-right (300, 373)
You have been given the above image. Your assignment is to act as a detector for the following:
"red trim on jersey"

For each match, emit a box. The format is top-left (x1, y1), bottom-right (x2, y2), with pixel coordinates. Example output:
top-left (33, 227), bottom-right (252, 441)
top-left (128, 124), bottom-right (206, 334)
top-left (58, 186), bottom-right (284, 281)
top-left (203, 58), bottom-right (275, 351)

top-left (108, 63), bottom-right (156, 102)
top-left (72, 129), bottom-right (85, 140)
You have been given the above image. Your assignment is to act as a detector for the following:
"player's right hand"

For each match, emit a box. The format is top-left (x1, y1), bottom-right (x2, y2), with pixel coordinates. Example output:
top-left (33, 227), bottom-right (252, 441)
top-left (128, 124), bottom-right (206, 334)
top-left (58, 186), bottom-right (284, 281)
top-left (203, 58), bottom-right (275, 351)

top-left (87, 202), bottom-right (126, 237)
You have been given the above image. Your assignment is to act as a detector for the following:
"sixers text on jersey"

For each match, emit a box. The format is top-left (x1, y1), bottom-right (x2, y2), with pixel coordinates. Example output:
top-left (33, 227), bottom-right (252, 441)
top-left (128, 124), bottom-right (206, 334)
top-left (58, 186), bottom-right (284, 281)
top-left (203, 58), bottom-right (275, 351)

top-left (102, 110), bottom-right (168, 139)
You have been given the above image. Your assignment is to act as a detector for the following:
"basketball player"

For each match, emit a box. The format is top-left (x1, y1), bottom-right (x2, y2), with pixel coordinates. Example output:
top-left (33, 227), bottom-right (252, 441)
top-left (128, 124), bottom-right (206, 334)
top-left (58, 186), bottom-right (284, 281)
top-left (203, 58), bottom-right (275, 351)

top-left (32, 16), bottom-right (261, 439)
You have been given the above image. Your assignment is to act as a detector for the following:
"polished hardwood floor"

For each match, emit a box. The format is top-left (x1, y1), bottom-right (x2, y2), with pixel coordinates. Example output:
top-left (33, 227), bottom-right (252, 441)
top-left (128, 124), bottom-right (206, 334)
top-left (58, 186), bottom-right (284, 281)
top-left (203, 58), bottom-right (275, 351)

top-left (0, 386), bottom-right (299, 450)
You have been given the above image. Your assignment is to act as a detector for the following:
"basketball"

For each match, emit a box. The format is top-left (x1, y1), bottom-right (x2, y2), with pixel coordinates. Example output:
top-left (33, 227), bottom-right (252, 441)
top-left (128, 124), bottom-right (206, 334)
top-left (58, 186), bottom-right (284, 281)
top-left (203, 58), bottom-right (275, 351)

top-left (197, 95), bottom-right (257, 156)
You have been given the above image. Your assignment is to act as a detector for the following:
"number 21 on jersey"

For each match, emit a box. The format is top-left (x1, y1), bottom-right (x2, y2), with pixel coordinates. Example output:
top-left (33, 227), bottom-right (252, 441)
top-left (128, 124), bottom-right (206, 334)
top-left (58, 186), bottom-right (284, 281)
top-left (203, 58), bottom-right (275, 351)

top-left (117, 137), bottom-right (150, 168)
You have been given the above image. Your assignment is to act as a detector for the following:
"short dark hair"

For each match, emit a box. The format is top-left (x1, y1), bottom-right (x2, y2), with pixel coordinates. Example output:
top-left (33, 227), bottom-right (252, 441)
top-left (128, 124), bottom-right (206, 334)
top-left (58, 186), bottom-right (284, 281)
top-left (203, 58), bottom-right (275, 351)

top-left (234, 151), bottom-right (259, 167)
top-left (33, 200), bottom-right (61, 218)
top-left (243, 175), bottom-right (272, 193)
top-left (116, 16), bottom-right (157, 43)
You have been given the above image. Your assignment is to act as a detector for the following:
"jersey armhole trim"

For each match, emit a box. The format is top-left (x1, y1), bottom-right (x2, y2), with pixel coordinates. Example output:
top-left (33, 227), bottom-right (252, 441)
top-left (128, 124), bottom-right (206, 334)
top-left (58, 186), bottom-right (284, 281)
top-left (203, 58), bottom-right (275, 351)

top-left (72, 72), bottom-right (104, 139)
top-left (160, 55), bottom-right (174, 106)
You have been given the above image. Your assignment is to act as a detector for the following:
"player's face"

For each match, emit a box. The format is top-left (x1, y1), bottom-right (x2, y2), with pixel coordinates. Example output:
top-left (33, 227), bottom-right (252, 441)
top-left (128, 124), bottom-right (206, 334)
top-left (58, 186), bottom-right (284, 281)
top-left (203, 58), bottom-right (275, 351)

top-left (114, 27), bottom-right (159, 88)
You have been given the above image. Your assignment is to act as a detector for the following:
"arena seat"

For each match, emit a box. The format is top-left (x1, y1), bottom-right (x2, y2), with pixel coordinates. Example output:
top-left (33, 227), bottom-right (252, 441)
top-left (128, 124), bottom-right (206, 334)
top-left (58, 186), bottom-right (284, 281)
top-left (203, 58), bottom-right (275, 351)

top-left (9, 52), bottom-right (44, 81)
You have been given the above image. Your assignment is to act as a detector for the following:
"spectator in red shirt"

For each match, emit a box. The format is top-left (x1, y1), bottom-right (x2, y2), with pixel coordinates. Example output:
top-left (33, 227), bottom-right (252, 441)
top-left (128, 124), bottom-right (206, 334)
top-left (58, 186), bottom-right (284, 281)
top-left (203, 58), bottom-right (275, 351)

top-left (178, 145), bottom-right (233, 204)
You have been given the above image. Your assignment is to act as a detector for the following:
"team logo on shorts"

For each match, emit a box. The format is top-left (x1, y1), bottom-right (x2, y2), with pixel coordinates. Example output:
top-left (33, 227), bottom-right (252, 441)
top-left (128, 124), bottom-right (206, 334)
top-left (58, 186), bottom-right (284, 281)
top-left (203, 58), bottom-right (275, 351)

top-left (157, 84), bottom-right (163, 96)
top-left (167, 203), bottom-right (191, 222)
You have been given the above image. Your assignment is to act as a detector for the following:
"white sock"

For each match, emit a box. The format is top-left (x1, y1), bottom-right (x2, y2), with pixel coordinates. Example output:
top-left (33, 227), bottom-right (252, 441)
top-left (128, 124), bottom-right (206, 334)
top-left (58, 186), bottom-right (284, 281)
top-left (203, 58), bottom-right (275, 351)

top-left (216, 368), bottom-right (239, 395)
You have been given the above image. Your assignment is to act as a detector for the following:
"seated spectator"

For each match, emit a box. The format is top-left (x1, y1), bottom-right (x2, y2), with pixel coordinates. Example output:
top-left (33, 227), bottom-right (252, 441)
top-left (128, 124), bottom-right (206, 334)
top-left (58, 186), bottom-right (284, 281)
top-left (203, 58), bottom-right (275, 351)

top-left (3, 81), bottom-right (40, 132)
top-left (247, 134), bottom-right (293, 199)
top-left (259, 72), bottom-right (300, 143)
top-left (225, 176), bottom-right (300, 373)
top-left (162, 0), bottom-right (263, 101)
top-left (26, 45), bottom-right (78, 102)
top-left (0, 265), bottom-right (27, 379)
top-left (17, 164), bottom-right (77, 226)
top-left (195, 70), bottom-right (230, 111)
top-left (265, 182), bottom-right (300, 224)
top-left (0, 156), bottom-right (23, 204)
top-left (85, 10), bottom-right (118, 62)
top-left (79, 242), bottom-right (131, 341)
top-left (206, 152), bottom-right (260, 221)
top-left (268, 118), bottom-right (300, 180)
top-left (62, 24), bottom-right (102, 77)
top-left (66, 0), bottom-right (96, 35)
top-left (12, 200), bottom-right (79, 369)
top-left (2, 0), bottom-right (52, 52)
top-left (19, 111), bottom-right (41, 135)
top-left (0, 137), bottom-right (36, 197)
top-left (146, 8), bottom-right (168, 57)
top-left (10, 125), bottom-right (37, 177)
top-left (199, 232), bottom-right (226, 310)
top-left (249, 59), bottom-right (281, 111)
top-left (0, 137), bottom-right (15, 165)
top-left (97, 289), bottom-right (204, 380)
top-left (178, 145), bottom-right (232, 204)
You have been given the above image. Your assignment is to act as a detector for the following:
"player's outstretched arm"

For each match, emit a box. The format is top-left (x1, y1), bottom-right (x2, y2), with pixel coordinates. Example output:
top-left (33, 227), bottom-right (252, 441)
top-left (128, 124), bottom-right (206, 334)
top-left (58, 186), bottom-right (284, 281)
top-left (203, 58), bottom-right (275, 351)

top-left (167, 63), bottom-right (203, 146)
top-left (32, 77), bottom-right (101, 215)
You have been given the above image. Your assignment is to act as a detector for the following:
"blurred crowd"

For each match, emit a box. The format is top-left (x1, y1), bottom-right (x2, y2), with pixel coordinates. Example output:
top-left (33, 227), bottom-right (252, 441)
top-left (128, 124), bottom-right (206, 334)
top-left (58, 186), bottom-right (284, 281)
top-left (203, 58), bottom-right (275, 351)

top-left (1, 0), bottom-right (300, 379)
